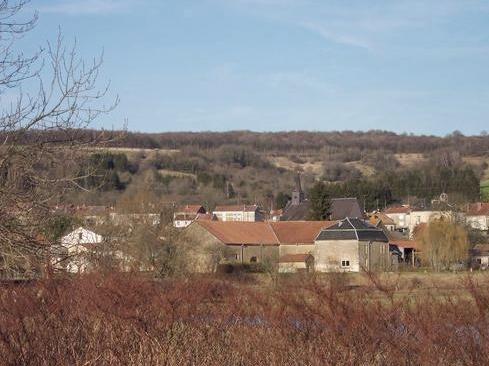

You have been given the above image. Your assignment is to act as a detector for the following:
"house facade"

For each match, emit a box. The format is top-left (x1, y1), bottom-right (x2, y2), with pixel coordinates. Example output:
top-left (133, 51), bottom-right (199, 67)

top-left (314, 218), bottom-right (390, 273)
top-left (58, 227), bottom-right (104, 273)
top-left (471, 244), bottom-right (489, 269)
top-left (465, 203), bottom-right (489, 231)
top-left (369, 212), bottom-right (396, 231)
top-left (173, 205), bottom-right (207, 228)
top-left (212, 205), bottom-right (264, 222)
top-left (384, 206), bottom-right (412, 231)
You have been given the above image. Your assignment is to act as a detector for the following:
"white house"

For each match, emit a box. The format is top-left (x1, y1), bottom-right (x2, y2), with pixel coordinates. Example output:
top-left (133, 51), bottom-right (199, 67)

top-left (465, 203), bottom-right (489, 231)
top-left (213, 205), bottom-right (264, 222)
top-left (173, 205), bottom-right (206, 228)
top-left (408, 210), bottom-right (452, 235)
top-left (384, 206), bottom-right (412, 231)
top-left (58, 227), bottom-right (103, 273)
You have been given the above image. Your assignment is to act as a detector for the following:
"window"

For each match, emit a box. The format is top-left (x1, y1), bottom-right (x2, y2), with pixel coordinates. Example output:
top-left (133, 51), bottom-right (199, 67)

top-left (78, 232), bottom-right (83, 240)
top-left (341, 260), bottom-right (350, 268)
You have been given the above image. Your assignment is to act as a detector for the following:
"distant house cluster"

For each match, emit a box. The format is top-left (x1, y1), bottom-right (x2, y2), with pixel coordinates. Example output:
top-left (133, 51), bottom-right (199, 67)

top-left (49, 175), bottom-right (489, 276)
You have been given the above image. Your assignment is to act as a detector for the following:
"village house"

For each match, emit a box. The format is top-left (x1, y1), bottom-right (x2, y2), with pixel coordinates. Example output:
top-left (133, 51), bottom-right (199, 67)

top-left (269, 209), bottom-right (283, 222)
top-left (57, 227), bottom-right (140, 273)
top-left (384, 205), bottom-right (412, 231)
top-left (173, 205), bottom-right (207, 228)
top-left (465, 202), bottom-right (489, 231)
top-left (384, 205), bottom-right (453, 236)
top-left (369, 212), bottom-right (396, 231)
top-left (212, 205), bottom-right (264, 222)
top-left (470, 244), bottom-right (489, 269)
top-left (408, 209), bottom-right (453, 235)
top-left (57, 227), bottom-right (104, 273)
top-left (314, 218), bottom-right (390, 272)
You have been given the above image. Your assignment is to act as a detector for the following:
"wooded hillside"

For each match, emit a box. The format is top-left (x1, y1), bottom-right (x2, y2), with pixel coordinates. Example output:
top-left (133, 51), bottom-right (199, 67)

top-left (26, 130), bottom-right (488, 211)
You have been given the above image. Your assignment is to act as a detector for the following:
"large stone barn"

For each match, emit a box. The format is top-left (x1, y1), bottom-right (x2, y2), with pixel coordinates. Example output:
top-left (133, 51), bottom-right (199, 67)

top-left (184, 221), bottom-right (335, 270)
top-left (314, 218), bottom-right (391, 272)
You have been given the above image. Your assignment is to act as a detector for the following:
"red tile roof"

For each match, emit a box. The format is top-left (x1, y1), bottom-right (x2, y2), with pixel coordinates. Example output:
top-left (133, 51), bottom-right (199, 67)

top-left (390, 240), bottom-right (419, 250)
top-left (384, 206), bottom-right (411, 214)
top-left (195, 221), bottom-right (278, 245)
top-left (193, 221), bottom-right (336, 246)
top-left (270, 221), bottom-right (336, 244)
top-left (466, 203), bottom-right (489, 216)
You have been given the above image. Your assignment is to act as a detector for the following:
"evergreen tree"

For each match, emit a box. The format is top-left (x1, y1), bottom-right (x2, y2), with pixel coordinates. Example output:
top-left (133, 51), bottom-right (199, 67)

top-left (309, 182), bottom-right (332, 220)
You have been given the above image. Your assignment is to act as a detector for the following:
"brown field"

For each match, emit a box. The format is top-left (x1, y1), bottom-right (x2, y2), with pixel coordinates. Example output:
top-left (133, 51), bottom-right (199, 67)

top-left (158, 169), bottom-right (197, 179)
top-left (2, 271), bottom-right (489, 365)
top-left (345, 161), bottom-right (376, 177)
top-left (464, 156), bottom-right (489, 180)
top-left (394, 153), bottom-right (427, 168)
top-left (268, 155), bottom-right (323, 175)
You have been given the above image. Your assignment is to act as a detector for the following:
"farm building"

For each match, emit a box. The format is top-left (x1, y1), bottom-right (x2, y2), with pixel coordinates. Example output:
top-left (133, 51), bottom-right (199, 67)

top-left (314, 218), bottom-right (390, 272)
top-left (184, 221), bottom-right (335, 271)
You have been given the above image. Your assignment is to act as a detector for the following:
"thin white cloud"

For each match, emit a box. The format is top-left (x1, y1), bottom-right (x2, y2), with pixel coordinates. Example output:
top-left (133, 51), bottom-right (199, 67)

top-left (215, 0), bottom-right (489, 51)
top-left (39, 0), bottom-right (136, 15)
top-left (300, 22), bottom-right (372, 50)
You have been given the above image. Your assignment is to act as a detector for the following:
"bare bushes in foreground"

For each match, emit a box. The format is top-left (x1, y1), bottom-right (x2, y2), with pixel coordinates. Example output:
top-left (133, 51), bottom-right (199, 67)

top-left (0, 273), bottom-right (488, 365)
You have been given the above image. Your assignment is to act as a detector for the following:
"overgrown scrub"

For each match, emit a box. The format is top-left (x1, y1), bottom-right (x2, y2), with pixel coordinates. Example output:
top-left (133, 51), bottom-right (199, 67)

top-left (1, 273), bottom-right (489, 365)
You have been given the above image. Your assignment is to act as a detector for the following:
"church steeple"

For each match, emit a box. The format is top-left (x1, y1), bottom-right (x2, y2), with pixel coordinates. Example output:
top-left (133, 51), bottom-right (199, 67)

top-left (291, 174), bottom-right (304, 206)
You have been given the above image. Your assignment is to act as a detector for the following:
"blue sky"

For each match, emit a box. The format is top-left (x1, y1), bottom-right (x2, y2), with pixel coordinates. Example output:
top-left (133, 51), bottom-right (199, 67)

top-left (18, 0), bottom-right (489, 134)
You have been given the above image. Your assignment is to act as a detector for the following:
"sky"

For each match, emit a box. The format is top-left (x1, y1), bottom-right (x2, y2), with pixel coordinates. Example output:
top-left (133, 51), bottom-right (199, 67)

top-left (14, 0), bottom-right (489, 135)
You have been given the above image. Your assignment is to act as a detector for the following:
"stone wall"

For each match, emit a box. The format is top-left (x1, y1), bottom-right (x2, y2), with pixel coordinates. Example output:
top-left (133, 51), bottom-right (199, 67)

top-left (314, 240), bottom-right (360, 272)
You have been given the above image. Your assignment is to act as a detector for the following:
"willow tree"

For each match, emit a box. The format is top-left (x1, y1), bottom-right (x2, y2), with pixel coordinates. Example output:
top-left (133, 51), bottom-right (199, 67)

top-left (0, 1), bottom-right (117, 279)
top-left (419, 219), bottom-right (469, 271)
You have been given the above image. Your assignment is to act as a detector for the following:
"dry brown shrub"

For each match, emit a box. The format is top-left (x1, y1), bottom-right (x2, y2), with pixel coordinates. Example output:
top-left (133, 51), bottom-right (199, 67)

top-left (0, 273), bottom-right (488, 365)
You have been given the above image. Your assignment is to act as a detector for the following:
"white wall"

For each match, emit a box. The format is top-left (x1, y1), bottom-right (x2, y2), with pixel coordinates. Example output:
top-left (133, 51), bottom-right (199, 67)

top-left (213, 211), bottom-right (256, 222)
top-left (314, 240), bottom-right (359, 272)
top-left (466, 216), bottom-right (489, 231)
top-left (385, 213), bottom-right (411, 229)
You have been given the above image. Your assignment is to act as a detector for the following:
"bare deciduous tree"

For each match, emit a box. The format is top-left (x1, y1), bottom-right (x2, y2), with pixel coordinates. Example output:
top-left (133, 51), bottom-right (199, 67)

top-left (0, 1), bottom-right (118, 279)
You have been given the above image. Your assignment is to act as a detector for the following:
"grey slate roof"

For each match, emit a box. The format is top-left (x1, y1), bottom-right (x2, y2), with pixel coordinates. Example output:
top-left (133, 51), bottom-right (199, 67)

top-left (316, 218), bottom-right (389, 242)
top-left (330, 198), bottom-right (364, 220)
top-left (280, 200), bottom-right (311, 221)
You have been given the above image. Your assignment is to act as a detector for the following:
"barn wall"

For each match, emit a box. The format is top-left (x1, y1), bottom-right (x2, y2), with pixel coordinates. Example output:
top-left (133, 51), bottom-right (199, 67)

top-left (314, 240), bottom-right (359, 272)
